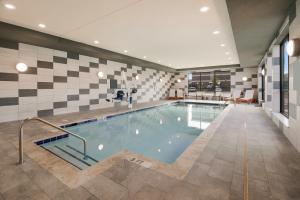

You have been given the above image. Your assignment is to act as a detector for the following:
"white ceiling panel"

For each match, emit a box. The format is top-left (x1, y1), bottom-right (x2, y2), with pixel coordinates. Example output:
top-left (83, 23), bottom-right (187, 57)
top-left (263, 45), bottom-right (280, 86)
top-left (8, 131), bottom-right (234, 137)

top-left (0, 0), bottom-right (239, 69)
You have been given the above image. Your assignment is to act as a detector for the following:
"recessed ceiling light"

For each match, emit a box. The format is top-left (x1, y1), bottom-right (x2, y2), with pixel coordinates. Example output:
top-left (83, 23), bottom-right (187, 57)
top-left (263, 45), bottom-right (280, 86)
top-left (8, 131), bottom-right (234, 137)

top-left (4, 3), bottom-right (16, 10)
top-left (158, 60), bottom-right (161, 63)
top-left (213, 30), bottom-right (220, 35)
top-left (225, 52), bottom-right (230, 55)
top-left (38, 24), bottom-right (46, 28)
top-left (143, 56), bottom-right (147, 59)
top-left (124, 50), bottom-right (128, 53)
top-left (94, 40), bottom-right (99, 44)
top-left (200, 6), bottom-right (209, 12)
top-left (220, 44), bottom-right (225, 47)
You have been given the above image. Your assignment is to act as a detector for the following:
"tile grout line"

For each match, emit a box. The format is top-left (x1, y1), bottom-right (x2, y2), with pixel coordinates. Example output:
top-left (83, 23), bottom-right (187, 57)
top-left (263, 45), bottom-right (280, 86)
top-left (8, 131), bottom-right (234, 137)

top-left (243, 122), bottom-right (249, 200)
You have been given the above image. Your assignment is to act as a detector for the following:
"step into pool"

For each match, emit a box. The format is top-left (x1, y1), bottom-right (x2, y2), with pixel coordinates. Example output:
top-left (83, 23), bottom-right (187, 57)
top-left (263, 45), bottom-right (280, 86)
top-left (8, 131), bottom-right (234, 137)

top-left (36, 102), bottom-right (225, 169)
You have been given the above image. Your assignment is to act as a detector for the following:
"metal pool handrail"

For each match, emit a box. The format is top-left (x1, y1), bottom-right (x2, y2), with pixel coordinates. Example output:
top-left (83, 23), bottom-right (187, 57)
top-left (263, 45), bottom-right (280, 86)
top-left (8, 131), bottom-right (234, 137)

top-left (19, 117), bottom-right (87, 164)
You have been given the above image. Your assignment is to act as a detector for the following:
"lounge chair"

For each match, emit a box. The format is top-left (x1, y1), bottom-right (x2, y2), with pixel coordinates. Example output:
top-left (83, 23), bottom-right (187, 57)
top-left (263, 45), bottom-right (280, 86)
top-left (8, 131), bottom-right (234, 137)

top-left (224, 89), bottom-right (241, 104)
top-left (168, 89), bottom-right (176, 100)
top-left (237, 90), bottom-right (255, 103)
top-left (177, 89), bottom-right (184, 99)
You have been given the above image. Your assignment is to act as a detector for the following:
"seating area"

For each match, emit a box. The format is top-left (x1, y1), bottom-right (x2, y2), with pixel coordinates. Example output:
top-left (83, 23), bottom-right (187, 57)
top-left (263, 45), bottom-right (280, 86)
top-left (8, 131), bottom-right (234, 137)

top-left (184, 89), bottom-right (256, 103)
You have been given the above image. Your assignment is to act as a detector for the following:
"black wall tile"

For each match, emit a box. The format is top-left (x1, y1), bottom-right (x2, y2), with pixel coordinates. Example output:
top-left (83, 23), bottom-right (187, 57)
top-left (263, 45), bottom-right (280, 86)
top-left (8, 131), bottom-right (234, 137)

top-left (79, 89), bottom-right (89, 94)
top-left (37, 61), bottom-right (53, 69)
top-left (67, 95), bottom-right (79, 101)
top-left (53, 76), bottom-right (67, 82)
top-left (79, 105), bottom-right (89, 112)
top-left (38, 109), bottom-right (53, 117)
top-left (37, 82), bottom-right (53, 89)
top-left (19, 89), bottom-right (37, 97)
top-left (89, 62), bottom-right (98, 68)
top-left (79, 66), bottom-right (89, 73)
top-left (19, 67), bottom-right (37, 75)
top-left (53, 56), bottom-right (67, 64)
top-left (67, 52), bottom-right (79, 60)
top-left (99, 94), bottom-right (107, 99)
top-left (89, 83), bottom-right (99, 89)
top-left (0, 73), bottom-right (18, 81)
top-left (67, 71), bottom-right (79, 77)
top-left (99, 58), bottom-right (107, 64)
top-left (53, 101), bottom-right (67, 109)
top-left (99, 79), bottom-right (107, 84)
top-left (0, 97), bottom-right (18, 106)
top-left (89, 99), bottom-right (99, 105)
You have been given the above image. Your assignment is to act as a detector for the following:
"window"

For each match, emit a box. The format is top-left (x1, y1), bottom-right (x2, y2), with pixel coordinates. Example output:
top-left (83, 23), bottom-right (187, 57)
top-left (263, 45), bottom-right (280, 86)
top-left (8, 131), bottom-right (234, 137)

top-left (261, 65), bottom-right (265, 101)
top-left (188, 70), bottom-right (231, 93)
top-left (280, 35), bottom-right (289, 117)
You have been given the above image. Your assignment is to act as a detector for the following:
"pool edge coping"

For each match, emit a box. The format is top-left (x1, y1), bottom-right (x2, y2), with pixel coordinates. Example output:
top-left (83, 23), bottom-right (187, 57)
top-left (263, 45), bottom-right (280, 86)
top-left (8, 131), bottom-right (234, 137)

top-left (22, 100), bottom-right (232, 188)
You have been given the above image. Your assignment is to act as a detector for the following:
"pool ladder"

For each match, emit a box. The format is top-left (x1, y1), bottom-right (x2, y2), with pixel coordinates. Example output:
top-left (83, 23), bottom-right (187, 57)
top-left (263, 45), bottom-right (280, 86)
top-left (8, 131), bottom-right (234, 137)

top-left (19, 117), bottom-right (87, 164)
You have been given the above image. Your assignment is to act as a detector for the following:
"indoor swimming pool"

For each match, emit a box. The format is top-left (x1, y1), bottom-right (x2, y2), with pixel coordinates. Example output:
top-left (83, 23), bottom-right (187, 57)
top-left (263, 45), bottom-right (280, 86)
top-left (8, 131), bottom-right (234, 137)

top-left (37, 102), bottom-right (225, 169)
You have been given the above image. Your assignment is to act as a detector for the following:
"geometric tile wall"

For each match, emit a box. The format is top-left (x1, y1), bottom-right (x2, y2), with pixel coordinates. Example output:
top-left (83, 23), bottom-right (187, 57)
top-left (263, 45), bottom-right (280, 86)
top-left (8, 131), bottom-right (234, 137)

top-left (258, 0), bottom-right (300, 152)
top-left (0, 43), bottom-right (175, 122)
top-left (230, 67), bottom-right (258, 93)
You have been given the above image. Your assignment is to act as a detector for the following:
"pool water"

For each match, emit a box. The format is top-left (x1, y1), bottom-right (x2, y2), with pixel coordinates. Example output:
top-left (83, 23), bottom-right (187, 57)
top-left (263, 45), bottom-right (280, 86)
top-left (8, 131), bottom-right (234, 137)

top-left (40, 102), bottom-right (225, 169)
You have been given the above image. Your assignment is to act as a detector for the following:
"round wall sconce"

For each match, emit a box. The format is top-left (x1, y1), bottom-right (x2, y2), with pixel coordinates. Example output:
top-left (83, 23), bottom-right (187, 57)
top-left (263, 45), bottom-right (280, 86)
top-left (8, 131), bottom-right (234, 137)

top-left (261, 68), bottom-right (265, 76)
top-left (287, 39), bottom-right (300, 57)
top-left (242, 76), bottom-right (248, 81)
top-left (16, 63), bottom-right (28, 72)
top-left (98, 71), bottom-right (104, 78)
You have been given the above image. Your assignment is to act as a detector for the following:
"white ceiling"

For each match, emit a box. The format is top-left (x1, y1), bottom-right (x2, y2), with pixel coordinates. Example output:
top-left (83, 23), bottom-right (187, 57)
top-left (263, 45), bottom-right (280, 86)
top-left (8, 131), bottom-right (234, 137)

top-left (0, 0), bottom-right (240, 69)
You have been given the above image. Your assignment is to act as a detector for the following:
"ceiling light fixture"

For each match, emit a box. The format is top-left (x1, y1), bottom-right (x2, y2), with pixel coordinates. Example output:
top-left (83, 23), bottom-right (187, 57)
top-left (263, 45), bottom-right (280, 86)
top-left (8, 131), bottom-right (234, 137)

top-left (143, 56), bottom-right (147, 59)
top-left (4, 3), bottom-right (16, 9)
top-left (38, 24), bottom-right (46, 28)
top-left (94, 40), bottom-right (99, 44)
top-left (213, 30), bottom-right (220, 35)
top-left (177, 79), bottom-right (182, 83)
top-left (135, 75), bottom-right (139, 80)
top-left (242, 76), bottom-right (248, 82)
top-left (158, 60), bottom-right (161, 63)
top-left (124, 50), bottom-right (128, 53)
top-left (200, 6), bottom-right (209, 12)
top-left (225, 52), bottom-right (230, 55)
top-left (220, 44), bottom-right (225, 47)
top-left (261, 68), bottom-right (265, 76)
top-left (16, 63), bottom-right (28, 72)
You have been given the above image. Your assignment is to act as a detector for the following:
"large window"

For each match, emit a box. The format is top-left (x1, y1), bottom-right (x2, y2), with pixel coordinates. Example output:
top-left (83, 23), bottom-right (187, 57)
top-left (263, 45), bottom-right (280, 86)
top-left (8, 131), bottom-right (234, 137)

top-left (188, 70), bottom-right (231, 93)
top-left (280, 36), bottom-right (289, 117)
top-left (261, 65), bottom-right (265, 101)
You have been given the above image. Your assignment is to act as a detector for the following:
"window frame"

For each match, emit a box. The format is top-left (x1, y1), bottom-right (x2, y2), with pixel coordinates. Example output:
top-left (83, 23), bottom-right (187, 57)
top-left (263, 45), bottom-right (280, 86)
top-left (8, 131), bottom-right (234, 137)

top-left (261, 65), bottom-right (265, 101)
top-left (279, 35), bottom-right (289, 118)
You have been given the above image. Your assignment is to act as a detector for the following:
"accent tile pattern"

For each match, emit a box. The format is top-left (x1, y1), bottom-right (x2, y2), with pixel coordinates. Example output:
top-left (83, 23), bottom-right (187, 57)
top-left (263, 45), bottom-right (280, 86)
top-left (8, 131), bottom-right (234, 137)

top-left (0, 43), bottom-right (176, 122)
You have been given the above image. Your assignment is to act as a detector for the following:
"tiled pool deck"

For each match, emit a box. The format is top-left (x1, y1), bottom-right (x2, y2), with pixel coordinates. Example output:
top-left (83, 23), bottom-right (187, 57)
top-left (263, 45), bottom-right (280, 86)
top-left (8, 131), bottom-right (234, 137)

top-left (1, 101), bottom-right (300, 199)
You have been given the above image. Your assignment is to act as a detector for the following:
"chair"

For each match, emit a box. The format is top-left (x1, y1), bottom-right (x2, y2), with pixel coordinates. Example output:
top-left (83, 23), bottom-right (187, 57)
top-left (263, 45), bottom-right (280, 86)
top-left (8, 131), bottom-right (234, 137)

top-left (232, 89), bottom-right (242, 100)
top-left (168, 89), bottom-right (176, 100)
top-left (196, 91), bottom-right (203, 100)
top-left (177, 89), bottom-right (184, 99)
top-left (221, 92), bottom-right (231, 101)
top-left (237, 90), bottom-right (255, 103)
top-left (224, 89), bottom-right (241, 104)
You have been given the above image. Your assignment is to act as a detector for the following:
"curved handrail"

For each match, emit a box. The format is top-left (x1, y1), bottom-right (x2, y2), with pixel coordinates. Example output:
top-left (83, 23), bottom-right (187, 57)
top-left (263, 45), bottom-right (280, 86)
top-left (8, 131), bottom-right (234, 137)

top-left (19, 117), bottom-right (87, 164)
